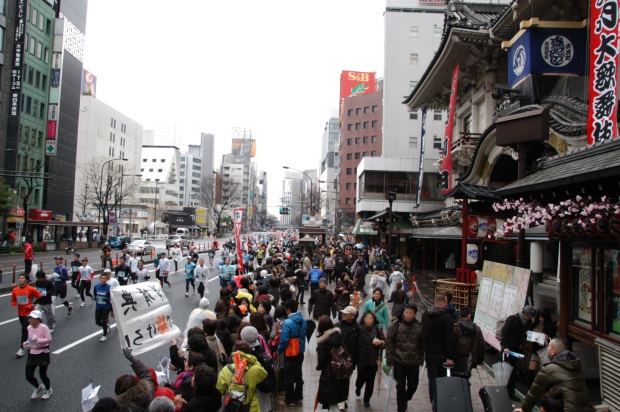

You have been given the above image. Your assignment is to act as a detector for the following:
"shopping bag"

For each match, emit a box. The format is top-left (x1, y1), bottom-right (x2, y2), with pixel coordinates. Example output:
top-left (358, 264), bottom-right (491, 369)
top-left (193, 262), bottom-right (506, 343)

top-left (81, 383), bottom-right (101, 412)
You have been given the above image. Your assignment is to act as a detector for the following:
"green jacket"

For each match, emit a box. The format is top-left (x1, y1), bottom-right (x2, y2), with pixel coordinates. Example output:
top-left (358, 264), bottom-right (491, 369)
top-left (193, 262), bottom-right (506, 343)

top-left (363, 299), bottom-right (390, 330)
top-left (216, 351), bottom-right (267, 412)
top-left (522, 350), bottom-right (593, 412)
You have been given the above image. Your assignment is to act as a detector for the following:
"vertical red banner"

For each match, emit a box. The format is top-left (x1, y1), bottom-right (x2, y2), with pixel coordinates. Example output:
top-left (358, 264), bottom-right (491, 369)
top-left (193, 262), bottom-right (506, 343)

top-left (587, 0), bottom-right (619, 144)
top-left (234, 208), bottom-right (244, 272)
top-left (441, 63), bottom-right (460, 196)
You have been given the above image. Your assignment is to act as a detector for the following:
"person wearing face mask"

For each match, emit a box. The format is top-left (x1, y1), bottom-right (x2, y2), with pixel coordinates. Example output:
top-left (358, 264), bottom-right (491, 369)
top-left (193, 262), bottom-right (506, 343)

top-left (363, 288), bottom-right (390, 331)
top-left (501, 305), bottom-right (537, 402)
top-left (308, 278), bottom-right (337, 321)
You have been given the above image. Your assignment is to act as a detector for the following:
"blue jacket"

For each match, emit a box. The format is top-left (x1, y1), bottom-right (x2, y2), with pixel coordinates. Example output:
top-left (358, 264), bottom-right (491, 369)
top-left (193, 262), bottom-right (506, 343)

top-left (308, 267), bottom-right (325, 284)
top-left (53, 265), bottom-right (69, 287)
top-left (277, 312), bottom-right (307, 354)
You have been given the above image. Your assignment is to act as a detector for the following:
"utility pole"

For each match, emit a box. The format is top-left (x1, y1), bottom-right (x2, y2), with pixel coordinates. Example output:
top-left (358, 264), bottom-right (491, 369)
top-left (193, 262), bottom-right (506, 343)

top-left (387, 189), bottom-right (396, 258)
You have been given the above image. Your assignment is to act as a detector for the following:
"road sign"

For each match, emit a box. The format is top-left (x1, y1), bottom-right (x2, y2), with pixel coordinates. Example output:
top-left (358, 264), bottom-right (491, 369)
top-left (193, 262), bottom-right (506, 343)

top-left (109, 218), bottom-right (115, 224)
top-left (110, 211), bottom-right (116, 217)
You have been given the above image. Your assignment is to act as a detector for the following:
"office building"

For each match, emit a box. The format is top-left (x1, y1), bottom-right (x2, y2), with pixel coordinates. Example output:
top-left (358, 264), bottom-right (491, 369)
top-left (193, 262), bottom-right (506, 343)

top-left (179, 132), bottom-right (215, 207)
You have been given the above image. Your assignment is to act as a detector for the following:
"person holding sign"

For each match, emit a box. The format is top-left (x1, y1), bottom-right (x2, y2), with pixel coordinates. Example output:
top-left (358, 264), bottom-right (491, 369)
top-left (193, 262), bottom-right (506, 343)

top-left (94, 273), bottom-right (112, 342)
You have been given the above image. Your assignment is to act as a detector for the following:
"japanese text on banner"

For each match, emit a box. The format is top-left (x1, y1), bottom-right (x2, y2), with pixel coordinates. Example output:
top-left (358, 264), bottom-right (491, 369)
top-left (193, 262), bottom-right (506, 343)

top-left (110, 283), bottom-right (181, 356)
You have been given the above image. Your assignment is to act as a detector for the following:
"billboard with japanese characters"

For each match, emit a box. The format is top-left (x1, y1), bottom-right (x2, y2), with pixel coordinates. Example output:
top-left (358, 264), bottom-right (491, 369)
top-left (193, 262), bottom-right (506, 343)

top-left (111, 283), bottom-right (181, 355)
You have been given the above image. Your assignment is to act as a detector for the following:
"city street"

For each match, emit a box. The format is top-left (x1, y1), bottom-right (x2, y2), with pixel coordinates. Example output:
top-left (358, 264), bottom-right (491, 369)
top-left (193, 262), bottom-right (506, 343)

top-left (0, 238), bottom-right (231, 411)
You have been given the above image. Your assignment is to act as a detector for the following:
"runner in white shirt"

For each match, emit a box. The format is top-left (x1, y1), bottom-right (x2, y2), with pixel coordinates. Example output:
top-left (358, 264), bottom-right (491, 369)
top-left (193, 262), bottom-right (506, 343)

top-left (156, 252), bottom-right (171, 288)
top-left (128, 253), bottom-right (141, 284)
top-left (170, 244), bottom-right (182, 272)
top-left (77, 258), bottom-right (94, 307)
top-left (194, 258), bottom-right (209, 299)
top-left (135, 260), bottom-right (150, 283)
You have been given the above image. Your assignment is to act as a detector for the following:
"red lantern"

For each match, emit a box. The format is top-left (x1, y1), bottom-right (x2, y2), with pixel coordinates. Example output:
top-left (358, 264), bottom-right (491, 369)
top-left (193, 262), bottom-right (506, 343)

top-left (545, 218), bottom-right (555, 237)
top-left (561, 218), bottom-right (573, 237)
top-left (572, 219), bottom-right (584, 237)
top-left (583, 219), bottom-right (598, 237)
top-left (467, 217), bottom-right (479, 237)
top-left (487, 219), bottom-right (497, 238)
top-left (552, 218), bottom-right (563, 237)
top-left (610, 215), bottom-right (620, 237)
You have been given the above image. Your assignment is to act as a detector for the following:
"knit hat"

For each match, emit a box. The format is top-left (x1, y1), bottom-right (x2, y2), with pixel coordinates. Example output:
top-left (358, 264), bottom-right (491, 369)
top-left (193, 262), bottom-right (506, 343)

top-left (240, 326), bottom-right (260, 345)
top-left (260, 270), bottom-right (268, 277)
top-left (199, 297), bottom-right (210, 309)
top-left (93, 397), bottom-right (119, 412)
top-left (153, 386), bottom-right (176, 401)
top-left (522, 305), bottom-right (537, 318)
top-left (149, 396), bottom-right (175, 412)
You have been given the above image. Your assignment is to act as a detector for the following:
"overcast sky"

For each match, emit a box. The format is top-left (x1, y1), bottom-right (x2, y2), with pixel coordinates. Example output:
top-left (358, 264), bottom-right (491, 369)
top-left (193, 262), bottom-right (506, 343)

top-left (83, 0), bottom-right (385, 211)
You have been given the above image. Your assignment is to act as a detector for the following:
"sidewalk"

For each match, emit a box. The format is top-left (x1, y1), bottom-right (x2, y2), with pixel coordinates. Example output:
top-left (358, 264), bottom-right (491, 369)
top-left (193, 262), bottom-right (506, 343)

top-left (274, 276), bottom-right (502, 412)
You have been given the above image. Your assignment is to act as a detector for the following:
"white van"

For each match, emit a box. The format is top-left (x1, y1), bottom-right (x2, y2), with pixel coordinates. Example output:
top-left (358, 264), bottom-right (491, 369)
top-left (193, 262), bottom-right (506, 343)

top-left (175, 228), bottom-right (190, 237)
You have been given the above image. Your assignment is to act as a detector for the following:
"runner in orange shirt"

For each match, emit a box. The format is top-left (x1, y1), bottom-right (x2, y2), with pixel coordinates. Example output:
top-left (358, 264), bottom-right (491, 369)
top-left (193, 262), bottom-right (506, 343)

top-left (12, 273), bottom-right (42, 357)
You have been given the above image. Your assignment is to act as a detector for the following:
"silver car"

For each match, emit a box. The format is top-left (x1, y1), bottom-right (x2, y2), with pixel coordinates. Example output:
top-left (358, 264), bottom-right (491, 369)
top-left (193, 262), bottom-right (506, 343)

top-left (166, 235), bottom-right (190, 249)
top-left (125, 240), bottom-right (155, 256)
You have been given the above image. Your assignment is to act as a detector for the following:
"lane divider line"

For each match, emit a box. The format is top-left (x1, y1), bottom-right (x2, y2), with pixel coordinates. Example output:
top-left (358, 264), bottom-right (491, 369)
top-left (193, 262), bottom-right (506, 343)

top-left (53, 323), bottom-right (117, 354)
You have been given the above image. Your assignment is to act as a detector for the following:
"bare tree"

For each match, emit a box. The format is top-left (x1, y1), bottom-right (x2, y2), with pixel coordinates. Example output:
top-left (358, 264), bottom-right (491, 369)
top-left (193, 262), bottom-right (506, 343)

top-left (200, 176), bottom-right (244, 235)
top-left (15, 140), bottom-right (46, 234)
top-left (75, 179), bottom-right (96, 220)
top-left (84, 158), bottom-right (139, 239)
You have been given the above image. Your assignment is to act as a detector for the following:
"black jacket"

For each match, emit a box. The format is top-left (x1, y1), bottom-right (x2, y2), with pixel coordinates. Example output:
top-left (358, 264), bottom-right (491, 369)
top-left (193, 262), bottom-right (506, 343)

top-left (308, 288), bottom-right (336, 320)
top-left (386, 318), bottom-right (424, 368)
top-left (316, 327), bottom-right (349, 407)
top-left (421, 305), bottom-right (456, 361)
top-left (34, 279), bottom-right (55, 305)
top-left (336, 319), bottom-right (364, 365)
top-left (359, 324), bottom-right (386, 367)
top-left (501, 313), bottom-right (526, 352)
top-left (182, 392), bottom-right (223, 412)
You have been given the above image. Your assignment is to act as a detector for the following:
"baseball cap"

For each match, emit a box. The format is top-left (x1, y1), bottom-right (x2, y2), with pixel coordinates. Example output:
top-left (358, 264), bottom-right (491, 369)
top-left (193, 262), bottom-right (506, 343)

top-left (340, 306), bottom-right (357, 316)
top-left (103, 268), bottom-right (112, 274)
top-left (54, 256), bottom-right (63, 260)
top-left (28, 310), bottom-right (43, 319)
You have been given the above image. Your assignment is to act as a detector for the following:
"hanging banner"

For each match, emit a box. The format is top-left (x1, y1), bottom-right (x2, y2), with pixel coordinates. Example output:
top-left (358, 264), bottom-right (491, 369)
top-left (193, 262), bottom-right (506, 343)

top-left (234, 208), bottom-right (244, 272)
top-left (110, 283), bottom-right (181, 356)
top-left (416, 108), bottom-right (427, 208)
top-left (587, 0), bottom-right (619, 144)
top-left (441, 63), bottom-right (459, 195)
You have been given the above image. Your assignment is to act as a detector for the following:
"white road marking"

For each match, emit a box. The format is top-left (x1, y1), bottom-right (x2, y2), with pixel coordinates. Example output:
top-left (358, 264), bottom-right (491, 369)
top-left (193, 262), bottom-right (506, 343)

top-left (53, 323), bottom-right (117, 354)
top-left (0, 304), bottom-right (66, 326)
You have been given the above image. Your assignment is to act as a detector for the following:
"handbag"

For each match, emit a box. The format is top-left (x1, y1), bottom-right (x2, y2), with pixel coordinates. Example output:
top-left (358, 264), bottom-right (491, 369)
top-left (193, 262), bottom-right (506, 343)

top-left (198, 282), bottom-right (205, 295)
top-left (285, 337), bottom-right (300, 357)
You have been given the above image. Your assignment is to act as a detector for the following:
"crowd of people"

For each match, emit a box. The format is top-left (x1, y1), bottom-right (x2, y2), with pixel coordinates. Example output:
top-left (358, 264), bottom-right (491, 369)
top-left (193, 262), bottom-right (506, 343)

top-left (9, 232), bottom-right (594, 412)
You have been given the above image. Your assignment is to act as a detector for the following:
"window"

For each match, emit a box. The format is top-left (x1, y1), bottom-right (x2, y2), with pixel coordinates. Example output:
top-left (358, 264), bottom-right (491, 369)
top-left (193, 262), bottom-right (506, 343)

top-left (46, 19), bottom-right (51, 35)
top-left (410, 53), bottom-right (419, 65)
top-left (347, 124), bottom-right (352, 131)
top-left (347, 138), bottom-right (352, 145)
top-left (371, 120), bottom-right (377, 128)
top-left (25, 96), bottom-right (32, 114)
top-left (180, 164), bottom-right (185, 169)
top-left (434, 111), bottom-right (442, 121)
top-left (356, 108), bottom-right (361, 115)
top-left (372, 105), bottom-right (378, 113)
top-left (38, 14), bottom-right (44, 30)
top-left (363, 121), bottom-right (369, 129)
top-left (35, 71), bottom-right (40, 88)
top-left (410, 26), bottom-right (418, 37)
top-left (148, 168), bottom-right (154, 172)
top-left (32, 99), bottom-right (38, 117)
top-left (434, 26), bottom-right (442, 38)
top-left (346, 198), bottom-right (352, 205)
top-left (364, 107), bottom-right (369, 114)
top-left (346, 168), bottom-right (352, 175)
top-left (410, 112), bottom-right (418, 120)
top-left (346, 153), bottom-right (352, 160)
top-left (192, 172), bottom-right (200, 178)
top-left (192, 165), bottom-right (200, 170)
top-left (31, 8), bottom-right (37, 24)
top-left (354, 152), bottom-right (360, 159)
top-left (0, 0), bottom-right (5, 15)
top-left (28, 67), bottom-right (33, 84)
top-left (410, 80), bottom-right (418, 91)
top-left (371, 151), bottom-right (377, 156)
top-left (158, 169), bottom-right (163, 172)
top-left (409, 136), bottom-right (418, 149)
top-left (0, 27), bottom-right (4, 53)
top-left (193, 158), bottom-right (201, 163)
top-left (355, 137), bottom-right (360, 144)
top-left (29, 37), bottom-right (35, 54)
top-left (345, 183), bottom-right (351, 190)
top-left (142, 158), bottom-right (147, 162)
top-left (363, 152), bottom-right (368, 157)
top-left (347, 109), bottom-right (353, 116)
top-left (180, 171), bottom-right (185, 176)
top-left (181, 156), bottom-right (186, 161)
top-left (463, 113), bottom-right (472, 134)
top-left (363, 136), bottom-right (368, 143)
top-left (355, 123), bottom-right (361, 130)
top-left (371, 135), bottom-right (377, 143)
top-left (41, 74), bottom-right (47, 89)
top-left (161, 159), bottom-right (165, 162)
top-left (433, 136), bottom-right (442, 150)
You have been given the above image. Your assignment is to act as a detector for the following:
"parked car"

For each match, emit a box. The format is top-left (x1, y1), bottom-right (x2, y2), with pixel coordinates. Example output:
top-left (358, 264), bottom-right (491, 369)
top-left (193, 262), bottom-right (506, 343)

top-left (166, 235), bottom-right (190, 249)
top-left (108, 236), bottom-right (123, 249)
top-left (125, 240), bottom-right (155, 256)
top-left (120, 236), bottom-right (143, 249)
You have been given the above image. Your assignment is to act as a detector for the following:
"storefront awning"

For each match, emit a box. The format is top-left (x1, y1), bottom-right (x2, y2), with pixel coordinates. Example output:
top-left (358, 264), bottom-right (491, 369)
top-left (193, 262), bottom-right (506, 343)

top-left (6, 217), bottom-right (24, 223)
top-left (352, 219), bottom-right (378, 236)
top-left (408, 225), bottom-right (463, 239)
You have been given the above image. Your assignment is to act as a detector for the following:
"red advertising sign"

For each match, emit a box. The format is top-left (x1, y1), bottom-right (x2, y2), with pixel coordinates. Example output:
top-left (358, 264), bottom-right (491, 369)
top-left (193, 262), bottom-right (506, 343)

top-left (47, 120), bottom-right (57, 139)
top-left (29, 209), bottom-right (53, 220)
top-left (11, 206), bottom-right (25, 217)
top-left (339, 71), bottom-right (376, 119)
top-left (233, 208), bottom-right (244, 272)
top-left (441, 63), bottom-right (460, 196)
top-left (587, 0), bottom-right (619, 144)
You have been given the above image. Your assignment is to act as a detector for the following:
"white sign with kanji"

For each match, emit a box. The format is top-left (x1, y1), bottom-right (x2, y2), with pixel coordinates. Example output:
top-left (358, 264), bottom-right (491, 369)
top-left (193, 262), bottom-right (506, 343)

top-left (110, 283), bottom-right (181, 356)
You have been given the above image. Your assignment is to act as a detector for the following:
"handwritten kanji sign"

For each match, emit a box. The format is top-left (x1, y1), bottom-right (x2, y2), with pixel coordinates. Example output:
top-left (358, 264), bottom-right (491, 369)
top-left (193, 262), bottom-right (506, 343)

top-left (587, 0), bottom-right (620, 144)
top-left (110, 283), bottom-right (181, 355)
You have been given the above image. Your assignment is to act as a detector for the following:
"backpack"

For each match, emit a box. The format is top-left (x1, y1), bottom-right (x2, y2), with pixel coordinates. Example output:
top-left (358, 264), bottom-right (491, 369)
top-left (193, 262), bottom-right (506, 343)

top-left (328, 344), bottom-right (354, 380)
top-left (309, 269), bottom-right (321, 283)
top-left (253, 346), bottom-right (277, 393)
top-left (222, 364), bottom-right (250, 412)
top-left (495, 316), bottom-right (511, 342)
top-left (268, 321), bottom-right (282, 358)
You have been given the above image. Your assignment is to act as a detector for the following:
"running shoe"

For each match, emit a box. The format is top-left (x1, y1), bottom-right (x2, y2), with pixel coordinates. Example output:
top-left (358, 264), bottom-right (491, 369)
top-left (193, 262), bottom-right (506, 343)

top-left (80, 302), bottom-right (85, 307)
top-left (100, 336), bottom-right (107, 342)
top-left (41, 388), bottom-right (53, 400)
top-left (185, 293), bottom-right (188, 297)
top-left (31, 384), bottom-right (44, 399)
top-left (75, 294), bottom-right (80, 298)
top-left (16, 348), bottom-right (25, 357)
top-left (68, 304), bottom-right (74, 316)
top-left (49, 328), bottom-right (54, 334)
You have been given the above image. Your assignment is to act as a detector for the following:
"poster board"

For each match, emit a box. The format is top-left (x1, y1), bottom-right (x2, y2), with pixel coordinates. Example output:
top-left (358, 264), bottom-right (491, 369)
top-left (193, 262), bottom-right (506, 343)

top-left (110, 283), bottom-right (181, 355)
top-left (473, 260), bottom-right (531, 350)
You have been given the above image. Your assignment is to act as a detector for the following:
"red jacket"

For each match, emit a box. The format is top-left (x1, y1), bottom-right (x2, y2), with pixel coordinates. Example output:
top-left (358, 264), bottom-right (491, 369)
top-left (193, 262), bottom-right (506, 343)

top-left (24, 243), bottom-right (33, 261)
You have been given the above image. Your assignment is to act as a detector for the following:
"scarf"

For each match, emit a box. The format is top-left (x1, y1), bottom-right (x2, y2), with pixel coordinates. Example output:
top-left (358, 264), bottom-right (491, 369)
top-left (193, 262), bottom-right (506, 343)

top-left (174, 370), bottom-right (195, 389)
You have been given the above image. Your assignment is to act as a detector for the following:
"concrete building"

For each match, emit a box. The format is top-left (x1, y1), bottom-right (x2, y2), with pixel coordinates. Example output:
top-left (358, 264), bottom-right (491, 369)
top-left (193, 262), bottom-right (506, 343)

top-left (139, 145), bottom-right (181, 234)
top-left (75, 95), bottom-right (143, 219)
top-left (220, 137), bottom-right (256, 227)
top-left (280, 173), bottom-right (303, 227)
top-left (179, 133), bottom-right (215, 207)
top-left (257, 170), bottom-right (268, 228)
top-left (319, 117), bottom-right (340, 231)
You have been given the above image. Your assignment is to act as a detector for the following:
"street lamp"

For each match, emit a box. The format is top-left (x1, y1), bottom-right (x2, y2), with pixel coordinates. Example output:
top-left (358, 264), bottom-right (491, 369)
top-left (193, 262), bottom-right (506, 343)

top-left (99, 158), bottom-right (128, 240)
top-left (283, 166), bottom-right (313, 216)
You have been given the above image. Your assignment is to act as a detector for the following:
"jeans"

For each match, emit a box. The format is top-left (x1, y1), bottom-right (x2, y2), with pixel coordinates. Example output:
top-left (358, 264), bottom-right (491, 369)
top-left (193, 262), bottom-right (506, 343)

top-left (394, 364), bottom-right (419, 412)
top-left (426, 358), bottom-right (447, 401)
top-left (185, 278), bottom-right (195, 293)
top-left (95, 309), bottom-right (110, 336)
top-left (283, 353), bottom-right (304, 404)
top-left (355, 365), bottom-right (378, 402)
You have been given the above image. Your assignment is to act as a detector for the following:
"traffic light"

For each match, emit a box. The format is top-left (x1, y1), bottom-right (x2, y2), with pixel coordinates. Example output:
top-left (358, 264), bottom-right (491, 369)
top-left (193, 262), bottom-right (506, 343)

top-left (279, 207), bottom-right (284, 215)
top-left (279, 207), bottom-right (290, 215)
